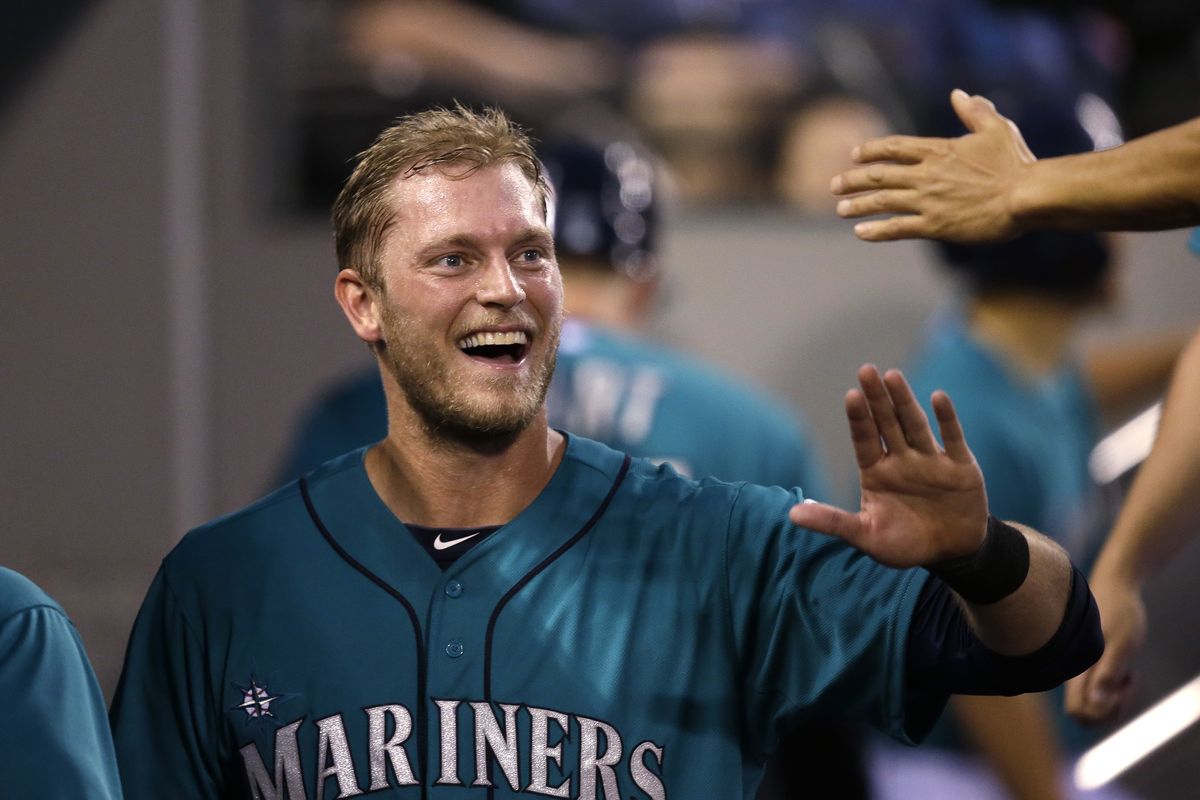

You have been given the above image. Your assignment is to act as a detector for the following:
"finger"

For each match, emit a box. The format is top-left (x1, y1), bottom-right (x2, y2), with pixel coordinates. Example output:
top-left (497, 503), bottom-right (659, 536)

top-left (858, 364), bottom-right (908, 454)
top-left (884, 369), bottom-right (938, 453)
top-left (1064, 673), bottom-right (1089, 719)
top-left (951, 88), bottom-right (1004, 134)
top-left (1066, 659), bottom-right (1130, 724)
top-left (845, 388), bottom-right (884, 469)
top-left (853, 216), bottom-right (932, 242)
top-left (789, 499), bottom-right (865, 546)
top-left (835, 189), bottom-right (923, 219)
top-left (852, 135), bottom-right (942, 166)
top-left (831, 164), bottom-right (919, 196)
top-left (931, 390), bottom-right (973, 462)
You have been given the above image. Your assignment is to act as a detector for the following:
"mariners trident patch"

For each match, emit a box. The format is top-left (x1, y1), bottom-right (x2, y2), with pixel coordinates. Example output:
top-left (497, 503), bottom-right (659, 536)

top-left (228, 670), bottom-right (301, 727)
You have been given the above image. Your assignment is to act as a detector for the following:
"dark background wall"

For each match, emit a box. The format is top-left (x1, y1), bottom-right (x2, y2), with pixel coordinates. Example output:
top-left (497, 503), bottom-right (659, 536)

top-left (2, 2), bottom-right (1197, 796)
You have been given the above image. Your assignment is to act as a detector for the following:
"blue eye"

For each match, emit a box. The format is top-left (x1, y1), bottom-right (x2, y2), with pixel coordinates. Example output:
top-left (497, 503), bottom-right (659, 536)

top-left (520, 249), bottom-right (542, 262)
top-left (439, 254), bottom-right (464, 269)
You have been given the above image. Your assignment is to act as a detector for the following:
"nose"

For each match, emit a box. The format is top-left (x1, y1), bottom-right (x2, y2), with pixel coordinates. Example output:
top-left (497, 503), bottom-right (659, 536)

top-left (475, 255), bottom-right (526, 308)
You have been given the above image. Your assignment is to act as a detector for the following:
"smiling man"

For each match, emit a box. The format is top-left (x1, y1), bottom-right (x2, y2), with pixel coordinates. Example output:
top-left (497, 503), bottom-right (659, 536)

top-left (111, 105), bottom-right (1102, 799)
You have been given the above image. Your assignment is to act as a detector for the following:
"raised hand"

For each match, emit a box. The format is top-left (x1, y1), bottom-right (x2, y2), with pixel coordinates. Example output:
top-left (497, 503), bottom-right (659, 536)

top-left (1064, 571), bottom-right (1144, 724)
top-left (789, 365), bottom-right (988, 568)
top-left (830, 89), bottom-right (1037, 243)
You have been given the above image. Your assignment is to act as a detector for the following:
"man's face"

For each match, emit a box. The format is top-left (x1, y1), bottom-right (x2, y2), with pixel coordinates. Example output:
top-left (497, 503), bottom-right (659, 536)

top-left (374, 161), bottom-right (563, 441)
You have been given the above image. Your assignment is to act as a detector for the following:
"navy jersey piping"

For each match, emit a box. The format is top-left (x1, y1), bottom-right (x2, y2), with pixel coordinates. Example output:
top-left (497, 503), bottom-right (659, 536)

top-left (300, 476), bottom-right (430, 799)
top-left (481, 453), bottom-right (631, 798)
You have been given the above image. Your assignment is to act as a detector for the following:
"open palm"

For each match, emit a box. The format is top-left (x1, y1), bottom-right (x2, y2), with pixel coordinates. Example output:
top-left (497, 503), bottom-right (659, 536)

top-left (790, 365), bottom-right (988, 568)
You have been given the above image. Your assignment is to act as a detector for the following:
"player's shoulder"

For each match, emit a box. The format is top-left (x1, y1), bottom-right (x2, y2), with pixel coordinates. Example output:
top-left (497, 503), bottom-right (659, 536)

top-left (0, 567), bottom-right (66, 623)
top-left (165, 448), bottom-right (366, 573)
top-left (588, 434), bottom-right (801, 522)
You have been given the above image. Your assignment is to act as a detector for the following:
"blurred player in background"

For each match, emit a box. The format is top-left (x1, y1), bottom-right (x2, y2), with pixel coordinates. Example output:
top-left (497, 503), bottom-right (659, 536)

top-left (890, 228), bottom-right (1159, 800)
top-left (862, 100), bottom-right (1184, 800)
top-left (832, 90), bottom-right (1200, 727)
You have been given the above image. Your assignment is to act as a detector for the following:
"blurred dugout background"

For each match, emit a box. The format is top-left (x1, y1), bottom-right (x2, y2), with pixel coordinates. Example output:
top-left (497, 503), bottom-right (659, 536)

top-left (2, 1), bottom-right (1199, 797)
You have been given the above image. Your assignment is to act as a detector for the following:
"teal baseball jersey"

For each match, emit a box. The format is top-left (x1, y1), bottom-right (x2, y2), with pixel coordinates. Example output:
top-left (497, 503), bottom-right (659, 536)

top-left (278, 320), bottom-right (828, 501)
top-left (112, 435), bottom-right (934, 799)
top-left (0, 567), bottom-right (123, 799)
top-left (906, 309), bottom-right (1107, 567)
top-left (905, 308), bottom-right (1110, 754)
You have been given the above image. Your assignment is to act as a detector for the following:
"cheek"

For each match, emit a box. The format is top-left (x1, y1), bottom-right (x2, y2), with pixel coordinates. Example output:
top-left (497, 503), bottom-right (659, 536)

top-left (530, 270), bottom-right (564, 317)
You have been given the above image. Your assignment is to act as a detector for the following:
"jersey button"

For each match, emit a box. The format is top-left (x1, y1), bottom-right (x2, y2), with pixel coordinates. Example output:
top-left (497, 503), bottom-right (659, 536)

top-left (445, 639), bottom-right (465, 658)
top-left (445, 580), bottom-right (464, 598)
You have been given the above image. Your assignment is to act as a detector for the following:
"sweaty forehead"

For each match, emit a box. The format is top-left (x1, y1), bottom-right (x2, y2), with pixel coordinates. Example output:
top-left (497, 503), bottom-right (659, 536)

top-left (390, 161), bottom-right (543, 217)
top-left (379, 161), bottom-right (549, 259)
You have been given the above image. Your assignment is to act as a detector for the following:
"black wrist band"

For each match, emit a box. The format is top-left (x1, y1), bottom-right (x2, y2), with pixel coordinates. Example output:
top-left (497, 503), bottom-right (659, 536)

top-left (928, 516), bottom-right (1030, 605)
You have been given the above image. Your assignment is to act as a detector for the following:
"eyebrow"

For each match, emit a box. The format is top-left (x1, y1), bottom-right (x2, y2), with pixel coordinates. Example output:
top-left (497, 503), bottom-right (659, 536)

top-left (417, 227), bottom-right (555, 258)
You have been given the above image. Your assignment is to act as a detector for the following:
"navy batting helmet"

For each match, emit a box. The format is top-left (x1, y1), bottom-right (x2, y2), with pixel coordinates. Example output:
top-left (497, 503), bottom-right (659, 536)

top-left (540, 138), bottom-right (660, 282)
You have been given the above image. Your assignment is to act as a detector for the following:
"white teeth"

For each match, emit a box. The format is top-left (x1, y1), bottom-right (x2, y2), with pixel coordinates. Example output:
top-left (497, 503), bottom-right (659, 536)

top-left (457, 330), bottom-right (528, 349)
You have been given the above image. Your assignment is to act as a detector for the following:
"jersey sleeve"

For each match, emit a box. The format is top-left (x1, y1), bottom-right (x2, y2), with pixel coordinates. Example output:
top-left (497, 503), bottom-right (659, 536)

top-left (0, 604), bottom-right (123, 799)
top-left (110, 565), bottom-right (223, 799)
top-left (721, 484), bottom-right (937, 754)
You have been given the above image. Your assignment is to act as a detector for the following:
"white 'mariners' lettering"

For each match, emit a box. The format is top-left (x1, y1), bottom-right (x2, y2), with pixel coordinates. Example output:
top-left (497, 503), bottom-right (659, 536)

top-left (237, 699), bottom-right (669, 798)
top-left (630, 741), bottom-right (667, 800)
top-left (241, 720), bottom-right (307, 800)
top-left (471, 702), bottom-right (521, 789)
top-left (434, 700), bottom-right (462, 785)
top-left (314, 714), bottom-right (362, 799)
top-left (365, 705), bottom-right (417, 789)
top-left (578, 715), bottom-right (622, 800)
top-left (527, 707), bottom-right (570, 797)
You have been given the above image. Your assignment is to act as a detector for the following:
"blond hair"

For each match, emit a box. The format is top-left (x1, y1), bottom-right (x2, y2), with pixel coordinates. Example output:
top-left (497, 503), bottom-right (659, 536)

top-left (332, 104), bottom-right (549, 287)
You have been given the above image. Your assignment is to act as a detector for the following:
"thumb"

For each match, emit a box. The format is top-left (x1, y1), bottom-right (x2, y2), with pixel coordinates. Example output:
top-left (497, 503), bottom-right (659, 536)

top-left (950, 88), bottom-right (1001, 134)
top-left (789, 499), bottom-right (864, 545)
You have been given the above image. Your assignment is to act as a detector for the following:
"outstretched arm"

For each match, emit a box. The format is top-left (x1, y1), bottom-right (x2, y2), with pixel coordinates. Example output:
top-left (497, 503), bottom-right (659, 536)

top-left (831, 89), bottom-right (1200, 243)
top-left (1066, 329), bottom-right (1200, 723)
top-left (790, 365), bottom-right (1073, 656)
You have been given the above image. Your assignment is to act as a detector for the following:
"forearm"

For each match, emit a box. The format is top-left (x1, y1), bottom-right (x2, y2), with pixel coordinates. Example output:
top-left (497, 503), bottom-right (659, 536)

top-left (1084, 330), bottom-right (1192, 417)
top-left (1013, 118), bottom-right (1200, 232)
top-left (1093, 329), bottom-right (1200, 585)
top-left (960, 522), bottom-right (1073, 656)
top-left (907, 563), bottom-right (1101, 698)
top-left (953, 694), bottom-right (1065, 800)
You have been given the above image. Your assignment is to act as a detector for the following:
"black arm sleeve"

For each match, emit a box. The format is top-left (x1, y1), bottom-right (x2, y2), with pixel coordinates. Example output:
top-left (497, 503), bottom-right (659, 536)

top-left (907, 566), bottom-right (1104, 698)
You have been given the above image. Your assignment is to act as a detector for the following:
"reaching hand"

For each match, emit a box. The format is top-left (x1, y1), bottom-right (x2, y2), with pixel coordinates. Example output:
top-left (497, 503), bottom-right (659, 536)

top-left (1065, 571), bottom-right (1144, 724)
top-left (830, 89), bottom-right (1037, 243)
top-left (790, 365), bottom-right (988, 568)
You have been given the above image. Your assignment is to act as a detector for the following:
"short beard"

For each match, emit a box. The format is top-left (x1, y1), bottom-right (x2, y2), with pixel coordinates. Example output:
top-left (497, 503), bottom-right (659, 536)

top-left (379, 308), bottom-right (559, 450)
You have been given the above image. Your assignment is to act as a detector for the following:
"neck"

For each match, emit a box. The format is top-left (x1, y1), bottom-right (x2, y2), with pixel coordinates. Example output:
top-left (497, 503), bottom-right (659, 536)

top-left (561, 269), bottom-right (648, 331)
top-left (968, 293), bottom-right (1082, 377)
top-left (365, 392), bottom-right (565, 529)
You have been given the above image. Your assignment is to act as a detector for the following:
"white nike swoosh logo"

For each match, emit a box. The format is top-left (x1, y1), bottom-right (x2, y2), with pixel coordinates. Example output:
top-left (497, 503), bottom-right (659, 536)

top-left (433, 531), bottom-right (482, 551)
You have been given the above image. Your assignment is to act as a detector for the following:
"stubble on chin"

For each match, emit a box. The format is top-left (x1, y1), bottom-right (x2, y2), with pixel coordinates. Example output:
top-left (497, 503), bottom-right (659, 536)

top-left (380, 312), bottom-right (560, 445)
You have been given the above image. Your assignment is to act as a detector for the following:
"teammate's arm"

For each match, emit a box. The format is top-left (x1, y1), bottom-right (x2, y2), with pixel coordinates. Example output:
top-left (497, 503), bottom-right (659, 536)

top-left (830, 89), bottom-right (1200, 243)
top-left (789, 365), bottom-right (1088, 658)
top-left (0, 605), bottom-right (123, 799)
top-left (1066, 328), bottom-right (1200, 723)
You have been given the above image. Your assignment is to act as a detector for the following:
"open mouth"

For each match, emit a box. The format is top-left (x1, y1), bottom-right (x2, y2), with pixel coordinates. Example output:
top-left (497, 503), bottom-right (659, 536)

top-left (457, 330), bottom-right (530, 365)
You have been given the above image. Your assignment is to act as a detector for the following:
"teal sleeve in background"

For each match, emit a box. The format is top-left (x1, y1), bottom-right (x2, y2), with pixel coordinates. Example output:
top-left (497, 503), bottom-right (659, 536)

top-left (0, 582), bottom-right (122, 799)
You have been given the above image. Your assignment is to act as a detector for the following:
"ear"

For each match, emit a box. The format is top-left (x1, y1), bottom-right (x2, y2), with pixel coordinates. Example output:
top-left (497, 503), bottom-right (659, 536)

top-left (334, 268), bottom-right (384, 345)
